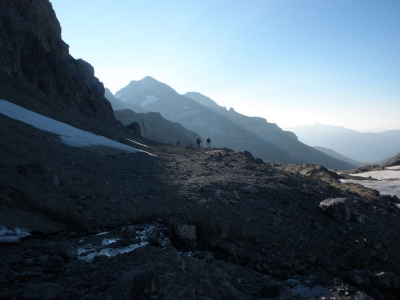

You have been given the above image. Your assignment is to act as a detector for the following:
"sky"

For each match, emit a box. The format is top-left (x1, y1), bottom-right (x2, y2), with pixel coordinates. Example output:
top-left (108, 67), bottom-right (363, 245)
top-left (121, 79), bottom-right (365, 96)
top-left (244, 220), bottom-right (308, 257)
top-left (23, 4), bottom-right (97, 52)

top-left (50, 0), bottom-right (400, 132)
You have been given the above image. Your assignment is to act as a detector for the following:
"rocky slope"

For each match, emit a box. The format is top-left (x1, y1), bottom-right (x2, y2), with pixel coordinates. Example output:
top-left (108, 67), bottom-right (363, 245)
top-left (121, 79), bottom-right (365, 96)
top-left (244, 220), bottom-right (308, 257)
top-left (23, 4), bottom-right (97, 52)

top-left (114, 109), bottom-right (199, 146)
top-left (1, 111), bottom-right (400, 299)
top-left (1, 1), bottom-right (400, 299)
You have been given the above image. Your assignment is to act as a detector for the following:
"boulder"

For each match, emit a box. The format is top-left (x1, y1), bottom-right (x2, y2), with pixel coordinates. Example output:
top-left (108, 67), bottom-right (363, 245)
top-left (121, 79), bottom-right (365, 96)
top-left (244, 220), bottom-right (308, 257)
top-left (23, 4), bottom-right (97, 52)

top-left (130, 269), bottom-right (160, 298)
top-left (126, 122), bottom-right (141, 136)
top-left (173, 221), bottom-right (197, 242)
top-left (319, 198), bottom-right (351, 221)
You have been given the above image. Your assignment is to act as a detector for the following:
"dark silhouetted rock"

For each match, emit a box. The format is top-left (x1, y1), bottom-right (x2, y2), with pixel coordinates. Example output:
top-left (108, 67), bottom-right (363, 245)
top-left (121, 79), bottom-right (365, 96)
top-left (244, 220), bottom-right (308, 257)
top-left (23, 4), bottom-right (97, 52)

top-left (127, 122), bottom-right (141, 136)
top-left (0, 0), bottom-right (113, 119)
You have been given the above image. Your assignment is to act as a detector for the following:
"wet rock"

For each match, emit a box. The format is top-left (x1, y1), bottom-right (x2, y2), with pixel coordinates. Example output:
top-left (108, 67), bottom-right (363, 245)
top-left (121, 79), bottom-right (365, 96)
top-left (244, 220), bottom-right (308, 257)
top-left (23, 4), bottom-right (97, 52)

top-left (319, 198), bottom-right (351, 221)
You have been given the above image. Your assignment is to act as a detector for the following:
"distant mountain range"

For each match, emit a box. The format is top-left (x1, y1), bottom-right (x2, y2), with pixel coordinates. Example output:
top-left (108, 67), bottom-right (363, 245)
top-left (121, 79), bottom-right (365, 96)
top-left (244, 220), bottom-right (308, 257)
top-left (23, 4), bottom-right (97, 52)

top-left (286, 124), bottom-right (400, 163)
top-left (106, 76), bottom-right (357, 170)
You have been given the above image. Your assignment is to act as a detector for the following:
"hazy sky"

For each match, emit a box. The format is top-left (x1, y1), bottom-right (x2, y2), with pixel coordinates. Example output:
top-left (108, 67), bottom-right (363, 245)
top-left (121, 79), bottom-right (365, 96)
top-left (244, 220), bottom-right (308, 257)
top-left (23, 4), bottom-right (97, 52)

top-left (50, 0), bottom-right (400, 132)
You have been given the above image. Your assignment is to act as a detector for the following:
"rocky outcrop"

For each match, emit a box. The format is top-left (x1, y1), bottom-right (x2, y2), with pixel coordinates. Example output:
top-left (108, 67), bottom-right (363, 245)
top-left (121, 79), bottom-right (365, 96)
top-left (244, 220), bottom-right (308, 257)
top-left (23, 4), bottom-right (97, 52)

top-left (115, 109), bottom-right (199, 146)
top-left (0, 0), bottom-right (113, 119)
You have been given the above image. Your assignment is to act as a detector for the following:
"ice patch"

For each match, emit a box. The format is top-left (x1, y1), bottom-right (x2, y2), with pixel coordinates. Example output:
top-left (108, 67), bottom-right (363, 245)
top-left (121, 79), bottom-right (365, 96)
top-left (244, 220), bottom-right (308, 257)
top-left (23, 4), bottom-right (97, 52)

top-left (0, 99), bottom-right (151, 154)
top-left (0, 226), bottom-right (31, 243)
top-left (96, 231), bottom-right (109, 236)
top-left (341, 179), bottom-right (400, 198)
top-left (76, 224), bottom-right (167, 262)
top-left (126, 138), bottom-right (151, 148)
top-left (78, 243), bottom-right (147, 261)
top-left (387, 165), bottom-right (400, 170)
top-left (141, 95), bottom-right (159, 107)
top-left (101, 238), bottom-right (120, 246)
top-left (349, 169), bottom-right (400, 180)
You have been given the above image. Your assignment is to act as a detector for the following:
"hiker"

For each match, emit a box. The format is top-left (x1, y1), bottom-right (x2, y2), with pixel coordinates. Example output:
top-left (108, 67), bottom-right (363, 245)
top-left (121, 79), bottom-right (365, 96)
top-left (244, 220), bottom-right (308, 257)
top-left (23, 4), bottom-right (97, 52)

top-left (196, 137), bottom-right (202, 149)
top-left (206, 137), bottom-right (211, 149)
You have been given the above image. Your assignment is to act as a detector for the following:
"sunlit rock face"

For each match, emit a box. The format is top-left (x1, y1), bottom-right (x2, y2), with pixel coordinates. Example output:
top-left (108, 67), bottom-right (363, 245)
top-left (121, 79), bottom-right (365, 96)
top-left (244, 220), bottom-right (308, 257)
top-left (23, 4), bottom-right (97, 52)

top-left (0, 0), bottom-right (113, 119)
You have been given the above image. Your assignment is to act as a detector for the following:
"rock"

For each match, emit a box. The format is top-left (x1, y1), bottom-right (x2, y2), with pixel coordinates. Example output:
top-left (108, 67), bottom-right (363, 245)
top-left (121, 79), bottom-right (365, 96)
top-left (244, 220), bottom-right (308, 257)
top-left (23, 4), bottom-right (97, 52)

top-left (130, 269), bottom-right (160, 298)
top-left (19, 161), bottom-right (59, 187)
top-left (42, 255), bottom-right (64, 273)
top-left (376, 251), bottom-right (388, 262)
top-left (255, 158), bottom-right (264, 164)
top-left (217, 240), bottom-right (237, 258)
top-left (319, 198), bottom-right (351, 221)
top-left (259, 283), bottom-right (290, 298)
top-left (122, 225), bottom-right (137, 238)
top-left (126, 121), bottom-right (141, 136)
top-left (173, 221), bottom-right (197, 242)
top-left (351, 212), bottom-right (366, 224)
top-left (22, 282), bottom-right (63, 300)
top-left (54, 242), bottom-right (77, 261)
top-left (373, 272), bottom-right (394, 289)
top-left (243, 151), bottom-right (255, 161)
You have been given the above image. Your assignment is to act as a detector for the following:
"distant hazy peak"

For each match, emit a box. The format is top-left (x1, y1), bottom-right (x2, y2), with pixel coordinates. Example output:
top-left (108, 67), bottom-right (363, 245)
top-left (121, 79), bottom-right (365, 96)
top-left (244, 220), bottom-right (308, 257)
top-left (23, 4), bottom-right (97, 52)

top-left (115, 76), bottom-right (178, 97)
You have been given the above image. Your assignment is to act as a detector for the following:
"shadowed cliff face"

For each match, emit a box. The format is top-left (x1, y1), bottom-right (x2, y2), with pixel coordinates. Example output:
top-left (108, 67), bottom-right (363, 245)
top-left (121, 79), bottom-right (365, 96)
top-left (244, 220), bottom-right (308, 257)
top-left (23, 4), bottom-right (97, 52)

top-left (0, 0), bottom-right (113, 119)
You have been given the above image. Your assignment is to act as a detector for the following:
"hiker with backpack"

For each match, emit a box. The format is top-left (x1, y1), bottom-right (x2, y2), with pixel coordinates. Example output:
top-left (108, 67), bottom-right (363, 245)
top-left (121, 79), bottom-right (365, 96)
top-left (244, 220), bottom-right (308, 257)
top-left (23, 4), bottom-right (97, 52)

top-left (196, 137), bottom-right (202, 149)
top-left (206, 137), bottom-right (211, 149)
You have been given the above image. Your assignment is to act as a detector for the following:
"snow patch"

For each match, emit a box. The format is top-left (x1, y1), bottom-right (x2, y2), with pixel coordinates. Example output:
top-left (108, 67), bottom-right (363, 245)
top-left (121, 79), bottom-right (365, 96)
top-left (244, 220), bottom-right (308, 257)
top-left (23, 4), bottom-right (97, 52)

top-left (183, 106), bottom-right (191, 109)
top-left (0, 226), bottom-right (31, 243)
top-left (141, 95), bottom-right (159, 107)
top-left (387, 165), bottom-right (400, 170)
top-left (0, 99), bottom-right (151, 154)
top-left (341, 167), bottom-right (400, 198)
top-left (349, 169), bottom-right (400, 180)
top-left (340, 179), bottom-right (400, 198)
